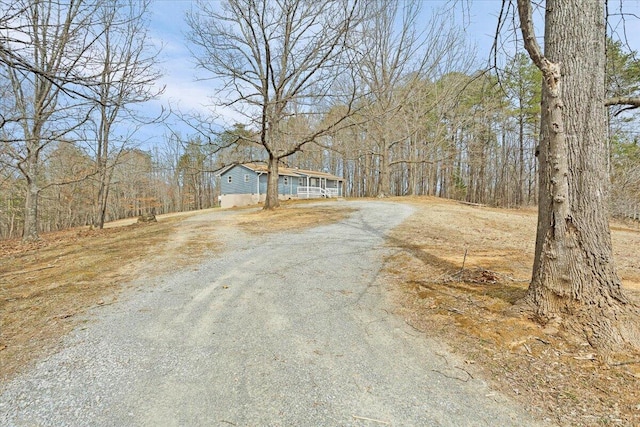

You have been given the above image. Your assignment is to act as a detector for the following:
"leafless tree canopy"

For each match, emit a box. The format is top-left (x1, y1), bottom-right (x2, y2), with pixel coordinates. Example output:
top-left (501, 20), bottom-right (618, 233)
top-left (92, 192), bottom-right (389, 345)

top-left (186, 0), bottom-right (366, 208)
top-left (0, 0), bottom-right (638, 252)
top-left (0, 0), bottom-right (162, 240)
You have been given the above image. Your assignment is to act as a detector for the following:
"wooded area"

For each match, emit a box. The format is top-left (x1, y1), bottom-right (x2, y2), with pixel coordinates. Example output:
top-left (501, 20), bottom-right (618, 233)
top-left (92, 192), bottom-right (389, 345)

top-left (0, 0), bottom-right (638, 239)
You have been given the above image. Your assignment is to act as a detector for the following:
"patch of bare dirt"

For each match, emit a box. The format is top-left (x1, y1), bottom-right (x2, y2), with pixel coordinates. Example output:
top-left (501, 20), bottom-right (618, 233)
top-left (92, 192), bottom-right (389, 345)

top-left (384, 196), bottom-right (640, 426)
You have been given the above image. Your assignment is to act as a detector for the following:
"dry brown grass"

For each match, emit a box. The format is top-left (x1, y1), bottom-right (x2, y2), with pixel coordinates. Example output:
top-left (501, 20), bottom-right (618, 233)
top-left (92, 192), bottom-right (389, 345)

top-left (0, 205), bottom-right (231, 382)
top-left (384, 196), bottom-right (640, 426)
top-left (236, 201), bottom-right (354, 234)
top-left (0, 203), bottom-right (352, 383)
top-left (0, 221), bottom-right (176, 382)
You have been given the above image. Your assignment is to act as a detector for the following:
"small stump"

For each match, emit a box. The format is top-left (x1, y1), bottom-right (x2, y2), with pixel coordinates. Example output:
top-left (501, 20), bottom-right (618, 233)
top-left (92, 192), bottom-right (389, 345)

top-left (137, 213), bottom-right (157, 223)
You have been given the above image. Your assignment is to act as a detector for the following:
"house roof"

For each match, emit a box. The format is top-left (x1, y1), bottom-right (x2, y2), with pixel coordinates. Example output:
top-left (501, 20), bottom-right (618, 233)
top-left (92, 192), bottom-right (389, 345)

top-left (217, 163), bottom-right (344, 181)
top-left (294, 167), bottom-right (345, 182)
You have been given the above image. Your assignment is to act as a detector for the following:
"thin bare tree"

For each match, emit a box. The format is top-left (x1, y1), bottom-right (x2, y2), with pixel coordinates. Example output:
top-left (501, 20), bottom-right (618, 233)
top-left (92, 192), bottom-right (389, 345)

top-left (355, 0), bottom-right (468, 197)
top-left (88, 0), bottom-right (163, 229)
top-left (0, 0), bottom-right (101, 241)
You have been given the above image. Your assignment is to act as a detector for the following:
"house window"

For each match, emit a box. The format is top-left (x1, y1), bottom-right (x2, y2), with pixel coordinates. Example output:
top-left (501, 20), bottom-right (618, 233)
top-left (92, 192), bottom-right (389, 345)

top-left (244, 174), bottom-right (250, 182)
top-left (283, 176), bottom-right (289, 185)
top-left (298, 177), bottom-right (304, 185)
top-left (227, 176), bottom-right (232, 184)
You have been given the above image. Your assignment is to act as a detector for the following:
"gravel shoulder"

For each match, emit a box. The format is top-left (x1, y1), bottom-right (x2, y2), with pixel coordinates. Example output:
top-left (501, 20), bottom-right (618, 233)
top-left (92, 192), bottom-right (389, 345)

top-left (0, 201), bottom-right (549, 426)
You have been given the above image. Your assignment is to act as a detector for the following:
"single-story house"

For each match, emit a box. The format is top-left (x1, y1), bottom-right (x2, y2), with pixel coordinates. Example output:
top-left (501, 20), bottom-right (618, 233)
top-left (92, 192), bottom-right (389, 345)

top-left (215, 163), bottom-right (344, 208)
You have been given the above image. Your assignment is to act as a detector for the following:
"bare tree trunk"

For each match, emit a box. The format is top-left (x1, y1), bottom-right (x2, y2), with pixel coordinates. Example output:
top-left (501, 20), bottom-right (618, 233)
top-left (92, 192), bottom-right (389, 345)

top-left (406, 136), bottom-right (416, 196)
top-left (377, 140), bottom-right (391, 197)
top-left (517, 111), bottom-right (525, 206)
top-left (518, 0), bottom-right (640, 353)
top-left (265, 154), bottom-right (280, 209)
top-left (96, 178), bottom-right (111, 228)
top-left (94, 122), bottom-right (111, 229)
top-left (363, 153), bottom-right (371, 197)
top-left (23, 172), bottom-right (39, 241)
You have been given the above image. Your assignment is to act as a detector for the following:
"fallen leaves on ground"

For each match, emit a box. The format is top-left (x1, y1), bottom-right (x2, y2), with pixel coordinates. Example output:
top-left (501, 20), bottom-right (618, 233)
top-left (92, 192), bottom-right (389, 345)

top-left (385, 196), bottom-right (640, 427)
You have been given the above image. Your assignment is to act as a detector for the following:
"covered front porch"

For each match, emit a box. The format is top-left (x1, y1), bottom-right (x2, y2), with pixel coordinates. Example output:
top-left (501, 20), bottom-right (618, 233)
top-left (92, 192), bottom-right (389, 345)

top-left (296, 175), bottom-right (343, 199)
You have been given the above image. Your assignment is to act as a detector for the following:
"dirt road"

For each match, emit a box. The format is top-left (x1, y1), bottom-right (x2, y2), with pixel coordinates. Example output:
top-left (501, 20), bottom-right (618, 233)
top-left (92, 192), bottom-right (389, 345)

top-left (0, 201), bottom-right (547, 426)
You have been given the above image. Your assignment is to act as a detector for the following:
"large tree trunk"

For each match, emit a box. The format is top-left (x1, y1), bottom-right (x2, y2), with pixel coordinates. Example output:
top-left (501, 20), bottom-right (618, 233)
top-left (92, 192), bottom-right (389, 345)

top-left (264, 154), bottom-right (280, 209)
top-left (518, 0), bottom-right (640, 353)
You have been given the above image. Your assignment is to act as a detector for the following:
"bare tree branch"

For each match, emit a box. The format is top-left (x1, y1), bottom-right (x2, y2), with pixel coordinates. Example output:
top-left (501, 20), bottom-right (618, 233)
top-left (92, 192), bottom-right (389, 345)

top-left (186, 0), bottom-right (367, 209)
top-left (605, 96), bottom-right (640, 108)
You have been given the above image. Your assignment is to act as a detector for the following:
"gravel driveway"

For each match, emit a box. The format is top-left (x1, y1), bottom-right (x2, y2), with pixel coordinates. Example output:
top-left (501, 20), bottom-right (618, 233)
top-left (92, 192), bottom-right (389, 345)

top-left (1, 201), bottom-right (546, 426)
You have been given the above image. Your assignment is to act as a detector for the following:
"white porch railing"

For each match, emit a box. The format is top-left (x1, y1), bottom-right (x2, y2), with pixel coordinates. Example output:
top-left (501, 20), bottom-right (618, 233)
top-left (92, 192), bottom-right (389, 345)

top-left (325, 188), bottom-right (339, 197)
top-left (297, 186), bottom-right (339, 198)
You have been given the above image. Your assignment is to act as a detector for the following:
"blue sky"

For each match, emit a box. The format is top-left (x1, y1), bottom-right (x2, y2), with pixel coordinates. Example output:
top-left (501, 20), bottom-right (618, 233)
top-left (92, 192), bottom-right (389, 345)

top-left (147, 0), bottom-right (504, 110)
top-left (140, 0), bottom-right (640, 145)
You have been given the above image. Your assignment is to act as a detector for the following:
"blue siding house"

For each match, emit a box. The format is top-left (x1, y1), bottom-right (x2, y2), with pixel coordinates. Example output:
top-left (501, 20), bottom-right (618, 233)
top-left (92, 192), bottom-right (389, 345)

top-left (215, 163), bottom-right (344, 208)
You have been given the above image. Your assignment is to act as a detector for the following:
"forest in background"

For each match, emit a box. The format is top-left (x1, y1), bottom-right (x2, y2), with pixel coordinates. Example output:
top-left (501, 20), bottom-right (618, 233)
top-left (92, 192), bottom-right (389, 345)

top-left (1, 0), bottom-right (639, 240)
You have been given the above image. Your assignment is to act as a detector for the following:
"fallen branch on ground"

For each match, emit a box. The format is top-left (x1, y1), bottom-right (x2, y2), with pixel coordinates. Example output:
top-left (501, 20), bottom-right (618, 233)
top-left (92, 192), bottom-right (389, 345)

top-left (352, 415), bottom-right (390, 425)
